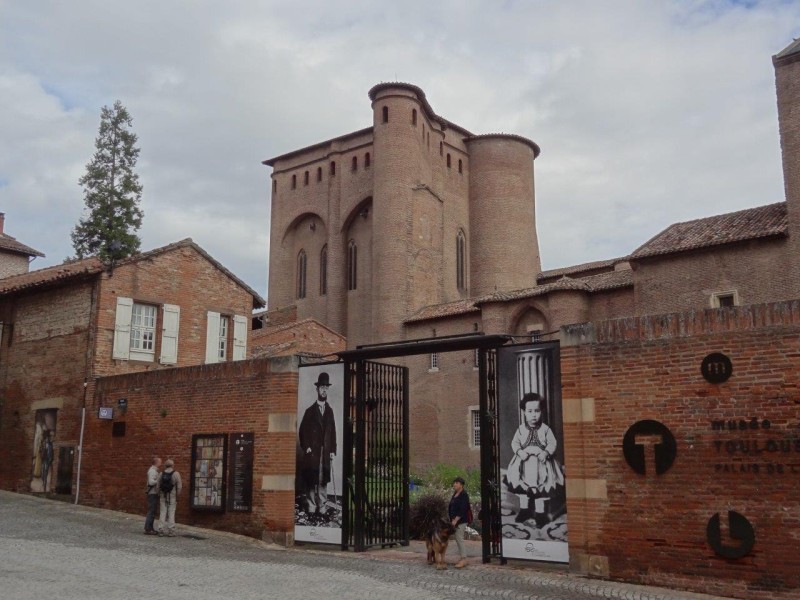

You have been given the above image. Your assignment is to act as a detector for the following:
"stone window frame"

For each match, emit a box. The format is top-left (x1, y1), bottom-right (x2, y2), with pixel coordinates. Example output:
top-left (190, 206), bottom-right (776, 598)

top-left (711, 290), bottom-right (739, 308)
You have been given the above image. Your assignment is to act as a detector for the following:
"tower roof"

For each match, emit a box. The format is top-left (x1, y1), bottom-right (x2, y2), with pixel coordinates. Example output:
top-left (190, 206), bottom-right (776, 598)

top-left (774, 38), bottom-right (800, 66)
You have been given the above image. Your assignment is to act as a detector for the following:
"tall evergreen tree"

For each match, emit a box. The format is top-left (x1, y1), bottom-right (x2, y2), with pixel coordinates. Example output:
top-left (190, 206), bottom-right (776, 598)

top-left (71, 100), bottom-right (143, 260)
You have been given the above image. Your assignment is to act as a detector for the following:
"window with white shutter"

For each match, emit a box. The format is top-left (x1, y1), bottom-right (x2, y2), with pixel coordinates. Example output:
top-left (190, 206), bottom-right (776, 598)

top-left (232, 315), bottom-right (248, 361)
top-left (112, 297), bottom-right (134, 360)
top-left (205, 311), bottom-right (221, 364)
top-left (159, 304), bottom-right (180, 364)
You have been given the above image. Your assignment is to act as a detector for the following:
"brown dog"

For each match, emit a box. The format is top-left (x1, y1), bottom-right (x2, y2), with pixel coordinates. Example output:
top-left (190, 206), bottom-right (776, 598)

top-left (425, 518), bottom-right (455, 570)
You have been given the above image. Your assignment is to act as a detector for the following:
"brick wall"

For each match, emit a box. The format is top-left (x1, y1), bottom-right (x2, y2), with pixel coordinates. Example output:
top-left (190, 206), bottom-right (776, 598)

top-left (81, 357), bottom-right (299, 541)
top-left (0, 252), bottom-right (31, 279)
top-left (251, 318), bottom-right (346, 358)
top-left (561, 300), bottom-right (800, 599)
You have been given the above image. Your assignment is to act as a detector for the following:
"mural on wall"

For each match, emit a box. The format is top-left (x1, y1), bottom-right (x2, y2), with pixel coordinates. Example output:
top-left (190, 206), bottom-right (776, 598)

top-left (497, 343), bottom-right (568, 563)
top-left (30, 409), bottom-right (57, 493)
top-left (294, 363), bottom-right (344, 545)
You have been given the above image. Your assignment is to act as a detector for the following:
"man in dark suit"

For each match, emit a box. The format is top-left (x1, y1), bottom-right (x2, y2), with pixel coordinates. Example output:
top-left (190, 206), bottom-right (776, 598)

top-left (298, 372), bottom-right (337, 519)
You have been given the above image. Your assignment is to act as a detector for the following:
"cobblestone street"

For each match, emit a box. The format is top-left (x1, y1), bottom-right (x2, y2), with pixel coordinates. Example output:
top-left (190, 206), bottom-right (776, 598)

top-left (0, 491), bottom-right (731, 600)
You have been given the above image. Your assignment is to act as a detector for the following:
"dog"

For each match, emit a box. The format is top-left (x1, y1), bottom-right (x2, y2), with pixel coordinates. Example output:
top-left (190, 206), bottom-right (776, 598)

top-left (424, 517), bottom-right (455, 570)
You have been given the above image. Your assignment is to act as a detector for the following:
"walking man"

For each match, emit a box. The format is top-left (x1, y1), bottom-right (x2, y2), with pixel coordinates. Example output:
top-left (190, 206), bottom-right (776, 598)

top-left (144, 456), bottom-right (161, 534)
top-left (157, 459), bottom-right (182, 537)
top-left (298, 372), bottom-right (337, 520)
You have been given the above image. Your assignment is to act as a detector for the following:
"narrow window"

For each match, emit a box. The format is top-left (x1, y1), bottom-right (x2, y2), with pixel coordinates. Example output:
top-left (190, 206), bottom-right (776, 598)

top-left (422, 124), bottom-right (425, 139)
top-left (439, 141), bottom-right (443, 156)
top-left (330, 161), bottom-right (336, 176)
top-left (447, 154), bottom-right (451, 168)
top-left (347, 241), bottom-right (357, 291)
top-left (382, 106), bottom-right (389, 123)
top-left (456, 230), bottom-right (466, 291)
top-left (470, 408), bottom-right (481, 447)
top-left (218, 315), bottom-right (229, 362)
top-left (530, 329), bottom-right (543, 343)
top-left (458, 159), bottom-right (463, 174)
top-left (272, 179), bottom-right (277, 194)
top-left (365, 152), bottom-right (371, 168)
top-left (352, 156), bottom-right (358, 172)
top-left (317, 167), bottom-right (322, 182)
top-left (320, 245), bottom-right (328, 295)
top-left (296, 250), bottom-right (307, 299)
top-left (130, 303), bottom-right (157, 353)
top-left (291, 174), bottom-right (297, 189)
top-left (711, 291), bottom-right (738, 308)
top-left (474, 348), bottom-right (480, 368)
top-left (430, 353), bottom-right (438, 370)
top-left (412, 109), bottom-right (417, 126)
top-left (304, 171), bottom-right (309, 186)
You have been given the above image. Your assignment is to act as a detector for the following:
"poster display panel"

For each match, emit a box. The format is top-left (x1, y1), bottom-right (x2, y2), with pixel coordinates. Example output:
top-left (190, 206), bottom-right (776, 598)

top-left (228, 432), bottom-right (254, 512)
top-left (497, 343), bottom-right (568, 563)
top-left (294, 363), bottom-right (344, 544)
top-left (190, 433), bottom-right (227, 511)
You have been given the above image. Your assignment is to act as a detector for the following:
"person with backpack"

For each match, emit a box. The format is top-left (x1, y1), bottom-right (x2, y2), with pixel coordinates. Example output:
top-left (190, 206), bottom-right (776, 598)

top-left (144, 456), bottom-right (161, 535)
top-left (448, 476), bottom-right (472, 568)
top-left (157, 458), bottom-right (182, 537)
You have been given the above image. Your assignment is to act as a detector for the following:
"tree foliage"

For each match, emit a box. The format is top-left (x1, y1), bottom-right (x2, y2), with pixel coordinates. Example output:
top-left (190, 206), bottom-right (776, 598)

top-left (71, 100), bottom-right (143, 260)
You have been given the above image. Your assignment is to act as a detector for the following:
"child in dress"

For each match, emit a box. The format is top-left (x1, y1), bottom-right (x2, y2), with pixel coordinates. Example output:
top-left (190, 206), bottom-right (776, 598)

top-left (505, 392), bottom-right (565, 525)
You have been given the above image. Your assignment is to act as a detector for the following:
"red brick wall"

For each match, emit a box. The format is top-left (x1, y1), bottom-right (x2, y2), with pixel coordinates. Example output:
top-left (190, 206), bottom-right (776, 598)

top-left (562, 300), bottom-right (800, 599)
top-left (251, 318), bottom-right (346, 358)
top-left (81, 357), bottom-right (298, 540)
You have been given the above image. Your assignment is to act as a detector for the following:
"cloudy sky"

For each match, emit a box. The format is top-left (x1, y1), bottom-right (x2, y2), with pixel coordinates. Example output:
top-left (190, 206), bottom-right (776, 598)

top-left (1, 1), bottom-right (798, 302)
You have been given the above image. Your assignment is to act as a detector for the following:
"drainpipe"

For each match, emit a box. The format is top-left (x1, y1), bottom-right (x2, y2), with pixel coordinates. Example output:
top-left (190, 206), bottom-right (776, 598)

top-left (74, 397), bottom-right (86, 505)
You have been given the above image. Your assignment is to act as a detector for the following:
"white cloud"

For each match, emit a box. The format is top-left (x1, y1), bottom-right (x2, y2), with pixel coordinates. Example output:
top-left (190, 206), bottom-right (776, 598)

top-left (0, 0), bottom-right (798, 300)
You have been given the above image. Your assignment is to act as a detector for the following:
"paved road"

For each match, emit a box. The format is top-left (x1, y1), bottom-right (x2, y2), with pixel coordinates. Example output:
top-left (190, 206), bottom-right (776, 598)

top-left (0, 491), bottom-right (730, 600)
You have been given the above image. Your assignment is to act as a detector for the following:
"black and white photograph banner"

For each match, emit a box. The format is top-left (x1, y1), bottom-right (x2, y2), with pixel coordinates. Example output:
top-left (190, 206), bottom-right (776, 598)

top-left (294, 363), bottom-right (344, 544)
top-left (497, 343), bottom-right (568, 563)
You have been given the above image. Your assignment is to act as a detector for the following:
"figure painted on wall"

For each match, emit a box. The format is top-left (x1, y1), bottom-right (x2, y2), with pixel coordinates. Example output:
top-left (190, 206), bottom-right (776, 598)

top-left (31, 409), bottom-right (57, 493)
top-left (504, 393), bottom-right (565, 527)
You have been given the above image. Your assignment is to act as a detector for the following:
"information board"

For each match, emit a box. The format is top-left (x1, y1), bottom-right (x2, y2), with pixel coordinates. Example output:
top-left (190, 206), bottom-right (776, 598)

top-left (228, 432), bottom-right (254, 512)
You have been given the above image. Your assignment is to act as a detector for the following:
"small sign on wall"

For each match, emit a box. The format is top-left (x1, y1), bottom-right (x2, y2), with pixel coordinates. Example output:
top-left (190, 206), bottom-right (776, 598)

top-left (98, 407), bottom-right (114, 420)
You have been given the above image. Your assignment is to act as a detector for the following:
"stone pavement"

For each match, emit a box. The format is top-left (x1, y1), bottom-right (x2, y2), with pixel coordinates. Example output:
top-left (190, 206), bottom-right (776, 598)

top-left (0, 490), bottom-right (733, 600)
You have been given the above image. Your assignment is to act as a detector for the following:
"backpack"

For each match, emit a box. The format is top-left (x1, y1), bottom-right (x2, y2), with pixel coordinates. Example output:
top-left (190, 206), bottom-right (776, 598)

top-left (160, 470), bottom-right (175, 494)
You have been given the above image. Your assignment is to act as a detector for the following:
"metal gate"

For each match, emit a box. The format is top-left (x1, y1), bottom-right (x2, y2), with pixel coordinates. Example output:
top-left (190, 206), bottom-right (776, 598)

top-left (478, 348), bottom-right (504, 563)
top-left (342, 360), bottom-right (409, 551)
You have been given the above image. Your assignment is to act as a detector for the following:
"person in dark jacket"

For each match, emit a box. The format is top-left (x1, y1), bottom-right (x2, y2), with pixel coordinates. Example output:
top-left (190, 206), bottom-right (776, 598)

top-left (298, 372), bottom-right (337, 518)
top-left (448, 476), bottom-right (471, 568)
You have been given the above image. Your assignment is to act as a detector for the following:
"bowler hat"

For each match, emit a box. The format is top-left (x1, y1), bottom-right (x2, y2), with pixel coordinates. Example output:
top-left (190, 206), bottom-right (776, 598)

top-left (314, 372), bottom-right (332, 387)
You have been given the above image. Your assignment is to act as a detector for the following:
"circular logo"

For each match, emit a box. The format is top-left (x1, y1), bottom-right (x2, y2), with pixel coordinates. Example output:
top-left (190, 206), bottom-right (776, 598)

top-left (701, 353), bottom-right (733, 384)
top-left (622, 420), bottom-right (677, 475)
top-left (706, 511), bottom-right (755, 559)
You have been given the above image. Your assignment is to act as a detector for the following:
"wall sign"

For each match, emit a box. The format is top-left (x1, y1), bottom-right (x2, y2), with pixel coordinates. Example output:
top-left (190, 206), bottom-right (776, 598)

top-left (190, 433), bottom-right (227, 512)
top-left (98, 407), bottom-right (114, 420)
top-left (622, 420), bottom-right (677, 475)
top-left (706, 511), bottom-right (755, 559)
top-left (228, 432), bottom-right (254, 513)
top-left (701, 353), bottom-right (733, 384)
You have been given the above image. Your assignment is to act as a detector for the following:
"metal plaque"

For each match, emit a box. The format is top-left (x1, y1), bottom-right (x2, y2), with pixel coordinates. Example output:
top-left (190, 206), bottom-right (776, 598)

top-left (707, 511), bottom-right (755, 559)
top-left (622, 419), bottom-right (677, 475)
top-left (701, 353), bottom-right (733, 384)
top-left (98, 407), bottom-right (114, 420)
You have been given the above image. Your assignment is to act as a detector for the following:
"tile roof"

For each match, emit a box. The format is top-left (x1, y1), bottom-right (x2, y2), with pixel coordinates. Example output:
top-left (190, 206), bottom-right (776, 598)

top-left (0, 238), bottom-right (266, 307)
top-left (630, 202), bottom-right (787, 260)
top-left (404, 272), bottom-right (633, 324)
top-left (252, 317), bottom-right (345, 340)
top-left (538, 257), bottom-right (626, 280)
top-left (0, 234), bottom-right (45, 258)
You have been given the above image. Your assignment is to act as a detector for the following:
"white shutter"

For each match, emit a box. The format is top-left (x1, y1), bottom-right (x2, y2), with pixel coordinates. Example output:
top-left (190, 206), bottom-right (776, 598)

top-left (232, 315), bottom-right (248, 361)
top-left (159, 304), bottom-right (180, 365)
top-left (205, 311), bottom-right (220, 364)
top-left (112, 297), bottom-right (133, 360)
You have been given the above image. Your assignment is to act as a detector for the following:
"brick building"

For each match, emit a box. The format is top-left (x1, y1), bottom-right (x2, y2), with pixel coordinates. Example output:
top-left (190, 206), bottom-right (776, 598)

top-left (264, 40), bottom-right (800, 469)
top-left (0, 212), bottom-right (45, 278)
top-left (0, 238), bottom-right (264, 496)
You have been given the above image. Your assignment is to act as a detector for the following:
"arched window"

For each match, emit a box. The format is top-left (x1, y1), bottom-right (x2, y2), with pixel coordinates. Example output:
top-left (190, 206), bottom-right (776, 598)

top-left (320, 245), bottom-right (328, 295)
top-left (439, 141), bottom-right (443, 156)
top-left (365, 152), bottom-right (371, 168)
top-left (458, 159), bottom-right (463, 174)
top-left (317, 167), bottom-right (322, 182)
top-left (352, 156), bottom-right (358, 171)
top-left (382, 106), bottom-right (389, 123)
top-left (347, 240), bottom-right (358, 291)
top-left (330, 161), bottom-right (336, 176)
top-left (456, 230), bottom-right (466, 291)
top-left (304, 171), bottom-right (309, 185)
top-left (446, 154), bottom-right (451, 168)
top-left (422, 124), bottom-right (425, 139)
top-left (412, 109), bottom-right (417, 126)
top-left (296, 250), bottom-right (307, 299)
top-left (272, 179), bottom-right (277, 194)
top-left (291, 174), bottom-right (297, 189)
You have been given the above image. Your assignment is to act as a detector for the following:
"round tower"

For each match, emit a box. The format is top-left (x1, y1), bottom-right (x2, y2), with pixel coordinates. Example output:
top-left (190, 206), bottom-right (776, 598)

top-left (466, 134), bottom-right (541, 296)
top-left (368, 83), bottom-right (428, 343)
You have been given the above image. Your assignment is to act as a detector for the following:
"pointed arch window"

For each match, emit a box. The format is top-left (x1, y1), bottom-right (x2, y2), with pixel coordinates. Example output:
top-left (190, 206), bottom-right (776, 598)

top-left (458, 159), bottom-right (463, 174)
top-left (446, 153), bottom-right (451, 169)
top-left (347, 240), bottom-right (358, 291)
top-left (412, 109), bottom-right (417, 126)
top-left (365, 152), bottom-right (371, 168)
top-left (304, 171), bottom-right (309, 185)
top-left (320, 245), bottom-right (328, 296)
top-left (456, 230), bottom-right (466, 291)
top-left (291, 174), bottom-right (297, 189)
top-left (330, 161), bottom-right (336, 176)
top-left (317, 167), bottom-right (322, 182)
top-left (296, 250), bottom-right (307, 299)
top-left (352, 156), bottom-right (358, 171)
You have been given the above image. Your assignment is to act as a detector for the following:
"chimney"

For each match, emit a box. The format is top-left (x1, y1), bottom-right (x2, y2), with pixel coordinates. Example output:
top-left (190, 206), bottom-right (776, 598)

top-left (0, 212), bottom-right (5, 235)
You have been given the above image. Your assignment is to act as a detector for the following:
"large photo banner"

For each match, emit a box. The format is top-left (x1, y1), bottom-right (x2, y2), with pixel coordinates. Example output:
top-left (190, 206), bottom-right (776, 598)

top-left (295, 363), bottom-right (344, 544)
top-left (497, 343), bottom-right (568, 563)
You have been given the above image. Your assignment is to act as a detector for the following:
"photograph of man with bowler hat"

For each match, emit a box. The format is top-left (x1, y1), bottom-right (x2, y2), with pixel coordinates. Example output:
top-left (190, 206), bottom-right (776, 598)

top-left (297, 370), bottom-right (338, 524)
